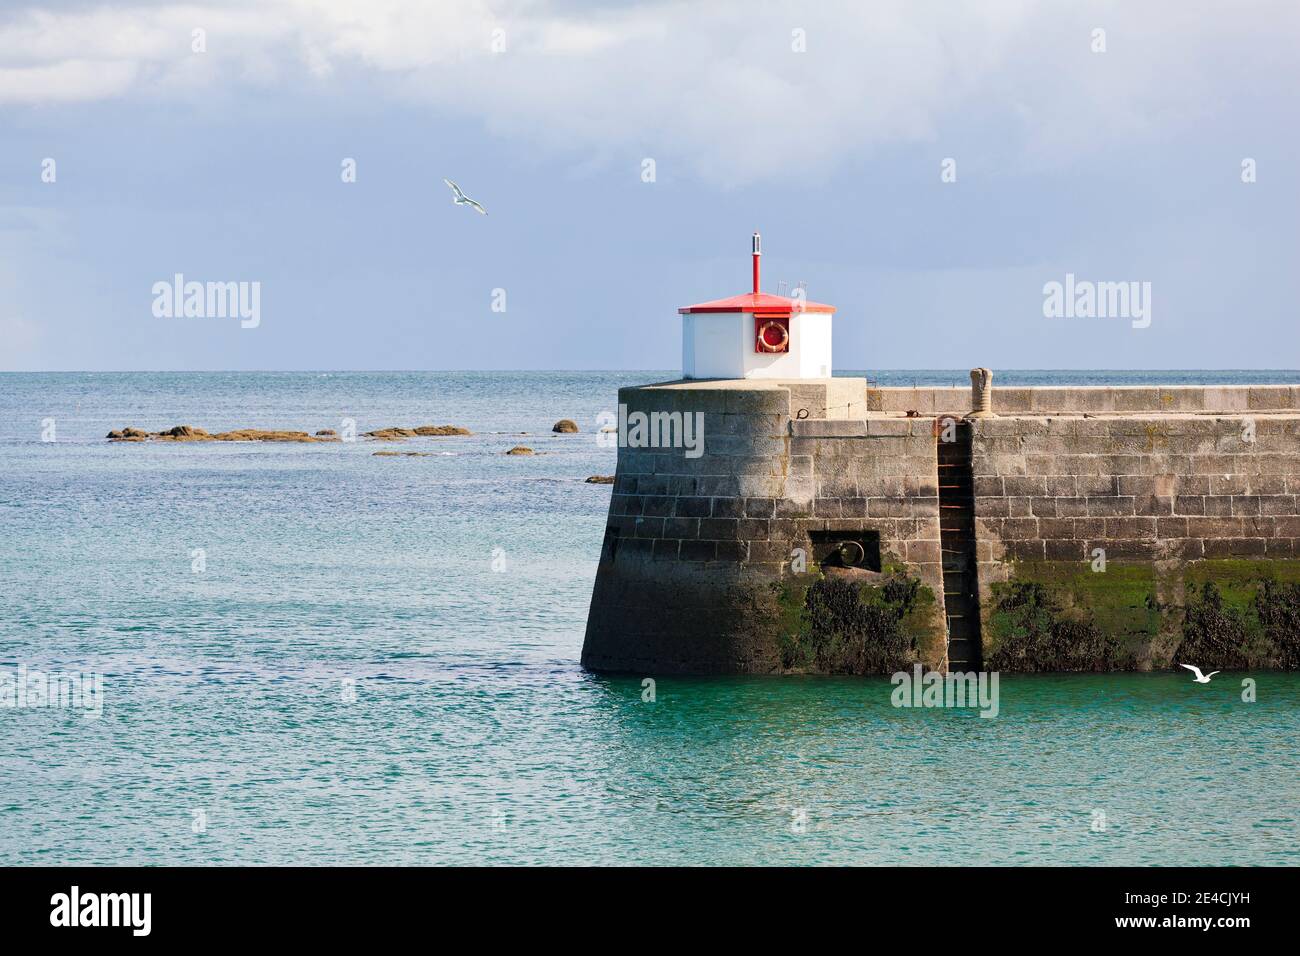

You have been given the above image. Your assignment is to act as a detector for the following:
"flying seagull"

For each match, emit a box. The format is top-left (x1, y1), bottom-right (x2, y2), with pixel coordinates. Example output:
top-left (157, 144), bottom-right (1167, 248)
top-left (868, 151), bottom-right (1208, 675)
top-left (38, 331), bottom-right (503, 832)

top-left (443, 179), bottom-right (488, 215)
top-left (1180, 663), bottom-right (1221, 683)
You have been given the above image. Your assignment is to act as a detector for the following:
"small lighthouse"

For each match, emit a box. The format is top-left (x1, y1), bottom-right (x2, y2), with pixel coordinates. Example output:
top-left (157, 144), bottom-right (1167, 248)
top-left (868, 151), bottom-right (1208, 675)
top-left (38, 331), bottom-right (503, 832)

top-left (679, 232), bottom-right (836, 380)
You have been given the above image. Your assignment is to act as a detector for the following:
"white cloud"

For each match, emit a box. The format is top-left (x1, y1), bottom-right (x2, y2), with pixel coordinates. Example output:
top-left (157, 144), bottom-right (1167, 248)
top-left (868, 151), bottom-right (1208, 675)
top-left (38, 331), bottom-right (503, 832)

top-left (0, 0), bottom-right (1296, 182)
top-left (0, 58), bottom-right (138, 103)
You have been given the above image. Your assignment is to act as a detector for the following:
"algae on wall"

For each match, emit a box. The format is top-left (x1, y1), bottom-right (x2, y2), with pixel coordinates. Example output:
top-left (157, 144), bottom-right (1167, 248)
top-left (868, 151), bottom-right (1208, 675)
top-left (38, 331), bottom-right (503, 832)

top-left (1170, 561), bottom-right (1300, 669)
top-left (983, 562), bottom-right (1151, 671)
top-left (984, 581), bottom-right (1129, 671)
top-left (1176, 582), bottom-right (1259, 669)
top-left (773, 567), bottom-right (939, 674)
top-left (1258, 580), bottom-right (1300, 669)
top-left (983, 558), bottom-right (1300, 671)
top-left (771, 556), bottom-right (1300, 675)
top-left (1176, 575), bottom-right (1300, 670)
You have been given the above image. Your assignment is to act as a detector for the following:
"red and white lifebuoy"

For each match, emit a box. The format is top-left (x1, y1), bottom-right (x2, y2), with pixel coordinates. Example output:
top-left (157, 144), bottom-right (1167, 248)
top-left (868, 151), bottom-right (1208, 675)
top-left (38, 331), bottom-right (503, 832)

top-left (756, 320), bottom-right (789, 353)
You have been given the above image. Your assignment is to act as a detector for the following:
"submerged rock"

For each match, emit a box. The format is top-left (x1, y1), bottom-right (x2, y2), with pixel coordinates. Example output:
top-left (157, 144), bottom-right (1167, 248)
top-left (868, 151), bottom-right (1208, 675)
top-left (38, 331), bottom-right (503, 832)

top-left (163, 425), bottom-right (209, 439)
top-left (505, 446), bottom-right (535, 455)
top-left (585, 475), bottom-right (615, 484)
top-left (364, 424), bottom-right (471, 440)
top-left (108, 422), bottom-right (472, 444)
top-left (552, 419), bottom-right (579, 433)
top-left (212, 429), bottom-right (326, 442)
top-left (373, 451), bottom-right (434, 457)
top-left (107, 426), bottom-right (335, 443)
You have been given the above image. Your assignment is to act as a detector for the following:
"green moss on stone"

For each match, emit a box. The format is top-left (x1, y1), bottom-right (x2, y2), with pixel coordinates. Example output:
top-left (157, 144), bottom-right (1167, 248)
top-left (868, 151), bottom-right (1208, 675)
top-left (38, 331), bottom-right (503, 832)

top-left (772, 571), bottom-right (935, 674)
top-left (985, 561), bottom-right (1156, 667)
top-left (774, 580), bottom-right (811, 648)
top-left (985, 580), bottom-right (1128, 671)
top-left (1175, 568), bottom-right (1300, 670)
top-left (989, 558), bottom-right (1300, 671)
top-left (1183, 560), bottom-right (1300, 614)
top-left (1176, 582), bottom-right (1262, 669)
top-left (1258, 580), bottom-right (1300, 669)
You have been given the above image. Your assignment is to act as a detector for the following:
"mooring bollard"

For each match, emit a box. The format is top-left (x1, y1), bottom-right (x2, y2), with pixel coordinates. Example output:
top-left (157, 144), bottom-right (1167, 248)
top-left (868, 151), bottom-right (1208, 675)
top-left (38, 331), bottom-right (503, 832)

top-left (966, 367), bottom-right (995, 419)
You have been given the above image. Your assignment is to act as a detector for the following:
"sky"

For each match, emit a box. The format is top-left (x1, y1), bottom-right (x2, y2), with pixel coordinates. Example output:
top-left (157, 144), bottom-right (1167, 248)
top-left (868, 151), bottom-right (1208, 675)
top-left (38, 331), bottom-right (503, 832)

top-left (1, 0), bottom-right (1298, 372)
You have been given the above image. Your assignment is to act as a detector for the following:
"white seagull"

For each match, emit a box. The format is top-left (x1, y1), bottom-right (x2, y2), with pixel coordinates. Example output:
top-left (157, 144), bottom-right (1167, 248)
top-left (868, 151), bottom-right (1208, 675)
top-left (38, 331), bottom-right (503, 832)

top-left (1180, 663), bottom-right (1221, 683)
top-left (443, 178), bottom-right (488, 215)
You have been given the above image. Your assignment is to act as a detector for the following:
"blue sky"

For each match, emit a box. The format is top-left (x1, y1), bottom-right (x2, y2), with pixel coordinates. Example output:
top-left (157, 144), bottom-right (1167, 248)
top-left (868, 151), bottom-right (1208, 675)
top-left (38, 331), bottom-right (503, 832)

top-left (1, 0), bottom-right (1297, 372)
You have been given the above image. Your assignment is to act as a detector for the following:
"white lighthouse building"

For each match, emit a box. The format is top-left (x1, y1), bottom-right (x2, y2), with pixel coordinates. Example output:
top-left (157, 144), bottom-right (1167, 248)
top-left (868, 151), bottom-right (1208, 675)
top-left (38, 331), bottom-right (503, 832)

top-left (679, 233), bottom-right (835, 380)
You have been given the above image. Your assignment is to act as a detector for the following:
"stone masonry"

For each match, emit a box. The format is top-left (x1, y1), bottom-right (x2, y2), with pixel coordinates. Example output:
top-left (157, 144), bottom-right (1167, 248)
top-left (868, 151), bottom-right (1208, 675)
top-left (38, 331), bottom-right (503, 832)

top-left (581, 380), bottom-right (1300, 674)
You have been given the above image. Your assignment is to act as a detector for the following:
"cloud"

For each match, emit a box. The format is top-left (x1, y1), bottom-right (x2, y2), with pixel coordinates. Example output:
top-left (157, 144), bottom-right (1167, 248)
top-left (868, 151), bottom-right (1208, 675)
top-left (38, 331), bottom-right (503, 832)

top-left (0, 58), bottom-right (138, 103)
top-left (0, 1), bottom-right (1296, 182)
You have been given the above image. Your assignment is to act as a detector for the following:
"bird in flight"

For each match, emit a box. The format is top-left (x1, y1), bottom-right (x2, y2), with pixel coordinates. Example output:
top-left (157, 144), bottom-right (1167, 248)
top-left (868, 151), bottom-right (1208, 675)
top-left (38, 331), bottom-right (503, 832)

top-left (1180, 663), bottom-right (1221, 683)
top-left (443, 179), bottom-right (488, 215)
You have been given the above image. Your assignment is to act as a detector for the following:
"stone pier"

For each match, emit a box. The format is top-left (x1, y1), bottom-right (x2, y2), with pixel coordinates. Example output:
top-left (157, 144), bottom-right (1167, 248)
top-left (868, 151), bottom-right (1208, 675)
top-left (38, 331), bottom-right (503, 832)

top-left (581, 378), bottom-right (1300, 674)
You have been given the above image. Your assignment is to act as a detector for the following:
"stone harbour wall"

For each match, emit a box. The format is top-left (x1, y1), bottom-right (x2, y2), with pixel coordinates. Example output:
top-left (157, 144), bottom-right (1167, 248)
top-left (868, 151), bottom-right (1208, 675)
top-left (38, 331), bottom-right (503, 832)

top-left (581, 379), bottom-right (1300, 675)
top-left (970, 412), bottom-right (1300, 670)
top-left (581, 381), bottom-right (949, 673)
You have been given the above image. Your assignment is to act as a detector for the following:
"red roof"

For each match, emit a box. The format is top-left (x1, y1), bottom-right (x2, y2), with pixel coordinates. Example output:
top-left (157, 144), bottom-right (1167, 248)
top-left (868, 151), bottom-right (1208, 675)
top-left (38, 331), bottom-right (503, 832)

top-left (678, 291), bottom-right (835, 315)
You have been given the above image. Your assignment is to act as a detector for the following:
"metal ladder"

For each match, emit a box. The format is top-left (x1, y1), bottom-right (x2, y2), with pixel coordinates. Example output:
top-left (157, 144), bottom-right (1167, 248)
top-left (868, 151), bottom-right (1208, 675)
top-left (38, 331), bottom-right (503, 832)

top-left (937, 420), bottom-right (983, 670)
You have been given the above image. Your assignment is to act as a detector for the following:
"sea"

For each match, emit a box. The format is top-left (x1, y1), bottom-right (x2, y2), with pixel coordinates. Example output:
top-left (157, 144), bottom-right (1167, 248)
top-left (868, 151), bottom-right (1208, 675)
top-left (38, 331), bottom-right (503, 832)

top-left (0, 370), bottom-right (1296, 865)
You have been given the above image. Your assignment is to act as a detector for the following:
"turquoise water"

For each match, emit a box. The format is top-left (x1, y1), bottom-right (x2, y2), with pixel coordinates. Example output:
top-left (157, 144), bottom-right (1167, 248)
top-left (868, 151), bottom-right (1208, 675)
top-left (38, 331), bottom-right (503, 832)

top-left (1, 371), bottom-right (1297, 865)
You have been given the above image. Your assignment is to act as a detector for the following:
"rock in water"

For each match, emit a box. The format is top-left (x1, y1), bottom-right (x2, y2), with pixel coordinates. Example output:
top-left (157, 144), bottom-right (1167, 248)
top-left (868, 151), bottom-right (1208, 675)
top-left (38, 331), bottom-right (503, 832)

top-left (364, 425), bottom-right (471, 440)
top-left (209, 429), bottom-right (316, 442)
top-left (164, 425), bottom-right (206, 439)
top-left (505, 446), bottom-right (535, 455)
top-left (585, 475), bottom-right (615, 484)
top-left (552, 419), bottom-right (579, 433)
top-left (413, 424), bottom-right (471, 436)
top-left (107, 426), bottom-right (332, 442)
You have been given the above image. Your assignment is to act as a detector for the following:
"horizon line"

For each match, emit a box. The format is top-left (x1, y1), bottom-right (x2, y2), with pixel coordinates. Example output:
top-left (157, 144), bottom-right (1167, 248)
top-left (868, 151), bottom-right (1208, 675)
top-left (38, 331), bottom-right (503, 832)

top-left (3, 368), bottom-right (1300, 376)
